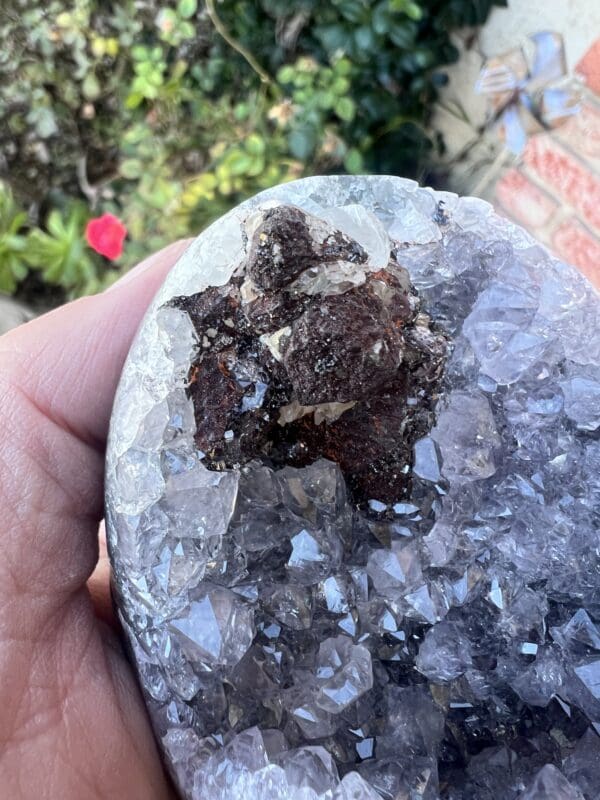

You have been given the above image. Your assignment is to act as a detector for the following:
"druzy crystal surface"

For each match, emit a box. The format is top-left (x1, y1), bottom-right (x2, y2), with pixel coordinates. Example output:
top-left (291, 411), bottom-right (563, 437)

top-left (106, 176), bottom-right (600, 800)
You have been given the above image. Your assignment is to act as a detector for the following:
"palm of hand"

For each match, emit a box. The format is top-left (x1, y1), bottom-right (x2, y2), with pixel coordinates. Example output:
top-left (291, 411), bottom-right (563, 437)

top-left (0, 242), bottom-right (189, 799)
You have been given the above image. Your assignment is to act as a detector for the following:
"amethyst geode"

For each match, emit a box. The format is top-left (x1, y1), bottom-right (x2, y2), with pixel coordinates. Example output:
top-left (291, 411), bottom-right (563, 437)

top-left (106, 176), bottom-right (600, 800)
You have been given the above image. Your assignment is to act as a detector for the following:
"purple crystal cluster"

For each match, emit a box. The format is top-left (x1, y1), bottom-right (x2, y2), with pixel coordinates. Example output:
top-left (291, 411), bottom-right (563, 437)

top-left (105, 176), bottom-right (600, 800)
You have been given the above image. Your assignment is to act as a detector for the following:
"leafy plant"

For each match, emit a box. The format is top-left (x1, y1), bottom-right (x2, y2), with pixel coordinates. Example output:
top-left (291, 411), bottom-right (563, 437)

top-left (0, 184), bottom-right (30, 293)
top-left (126, 45), bottom-right (169, 108)
top-left (276, 56), bottom-right (359, 165)
top-left (25, 205), bottom-right (98, 293)
top-left (156, 0), bottom-right (199, 46)
top-left (0, 0), bottom-right (506, 305)
top-left (0, 183), bottom-right (113, 297)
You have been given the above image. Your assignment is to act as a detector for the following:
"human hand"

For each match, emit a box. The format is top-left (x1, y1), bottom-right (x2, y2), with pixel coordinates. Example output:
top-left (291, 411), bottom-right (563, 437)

top-left (0, 241), bottom-right (191, 799)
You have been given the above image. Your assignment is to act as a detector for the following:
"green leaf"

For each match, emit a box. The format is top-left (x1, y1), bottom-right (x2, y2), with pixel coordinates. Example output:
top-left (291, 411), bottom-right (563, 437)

top-left (333, 58), bottom-right (353, 77)
top-left (334, 96), bottom-right (356, 121)
top-left (234, 103), bottom-right (250, 121)
top-left (277, 65), bottom-right (296, 84)
top-left (46, 209), bottom-right (66, 239)
top-left (28, 107), bottom-right (58, 138)
top-left (331, 76), bottom-right (351, 95)
top-left (179, 21), bottom-right (196, 39)
top-left (124, 91), bottom-right (144, 109)
top-left (82, 72), bottom-right (101, 101)
top-left (372, 3), bottom-right (391, 35)
top-left (316, 90), bottom-right (336, 110)
top-left (11, 256), bottom-right (28, 280)
top-left (245, 155), bottom-right (266, 177)
top-left (343, 147), bottom-right (364, 174)
top-left (171, 59), bottom-right (189, 81)
top-left (316, 24), bottom-right (352, 55)
top-left (288, 125), bottom-right (318, 160)
top-left (245, 134), bottom-right (266, 156)
top-left (338, 1), bottom-right (367, 23)
top-left (120, 159), bottom-right (143, 179)
top-left (0, 184), bottom-right (30, 294)
top-left (131, 45), bottom-right (148, 60)
top-left (225, 151), bottom-right (254, 176)
top-left (388, 21), bottom-right (417, 49)
top-left (177, 0), bottom-right (198, 19)
top-left (354, 25), bottom-right (376, 51)
top-left (404, 2), bottom-right (424, 20)
top-left (0, 266), bottom-right (17, 293)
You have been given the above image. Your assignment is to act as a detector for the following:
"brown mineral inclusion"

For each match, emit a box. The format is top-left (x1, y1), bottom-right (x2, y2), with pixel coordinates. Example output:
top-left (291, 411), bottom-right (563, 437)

top-left (169, 205), bottom-right (448, 505)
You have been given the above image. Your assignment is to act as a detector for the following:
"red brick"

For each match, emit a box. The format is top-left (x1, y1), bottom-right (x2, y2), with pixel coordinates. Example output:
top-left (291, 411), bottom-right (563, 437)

top-left (552, 218), bottom-right (600, 289)
top-left (523, 134), bottom-right (600, 233)
top-left (495, 169), bottom-right (558, 230)
top-left (576, 39), bottom-right (600, 95)
top-left (555, 100), bottom-right (600, 168)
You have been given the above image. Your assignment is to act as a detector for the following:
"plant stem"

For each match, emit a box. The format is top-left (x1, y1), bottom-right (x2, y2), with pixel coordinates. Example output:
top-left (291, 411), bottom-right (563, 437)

top-left (205, 0), bottom-right (273, 86)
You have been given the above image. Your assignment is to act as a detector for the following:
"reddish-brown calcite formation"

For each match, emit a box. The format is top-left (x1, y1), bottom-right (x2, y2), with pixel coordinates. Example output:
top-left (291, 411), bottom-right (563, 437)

top-left (170, 205), bottom-right (448, 505)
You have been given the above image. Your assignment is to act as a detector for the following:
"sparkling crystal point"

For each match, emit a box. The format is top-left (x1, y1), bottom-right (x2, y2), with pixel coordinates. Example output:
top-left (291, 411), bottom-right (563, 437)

top-left (519, 764), bottom-right (585, 800)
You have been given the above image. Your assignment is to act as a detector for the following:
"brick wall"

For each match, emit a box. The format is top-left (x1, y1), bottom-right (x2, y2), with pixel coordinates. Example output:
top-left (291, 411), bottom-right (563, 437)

top-left (492, 40), bottom-right (600, 289)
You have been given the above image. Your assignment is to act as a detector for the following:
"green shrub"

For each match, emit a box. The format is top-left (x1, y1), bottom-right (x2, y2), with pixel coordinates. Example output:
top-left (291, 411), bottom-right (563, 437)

top-left (0, 183), bottom-right (30, 293)
top-left (0, 0), bottom-right (505, 301)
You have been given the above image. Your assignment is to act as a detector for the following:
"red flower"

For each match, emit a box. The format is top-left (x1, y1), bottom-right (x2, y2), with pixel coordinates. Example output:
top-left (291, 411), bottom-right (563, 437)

top-left (85, 213), bottom-right (127, 260)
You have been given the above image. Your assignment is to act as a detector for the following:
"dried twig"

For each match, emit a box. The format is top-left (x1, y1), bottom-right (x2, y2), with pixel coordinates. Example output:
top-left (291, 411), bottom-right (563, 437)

top-left (77, 155), bottom-right (99, 206)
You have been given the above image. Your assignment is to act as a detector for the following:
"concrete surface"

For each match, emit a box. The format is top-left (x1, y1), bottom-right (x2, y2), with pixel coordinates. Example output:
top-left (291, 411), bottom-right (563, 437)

top-left (480, 0), bottom-right (600, 68)
top-left (0, 295), bottom-right (34, 336)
